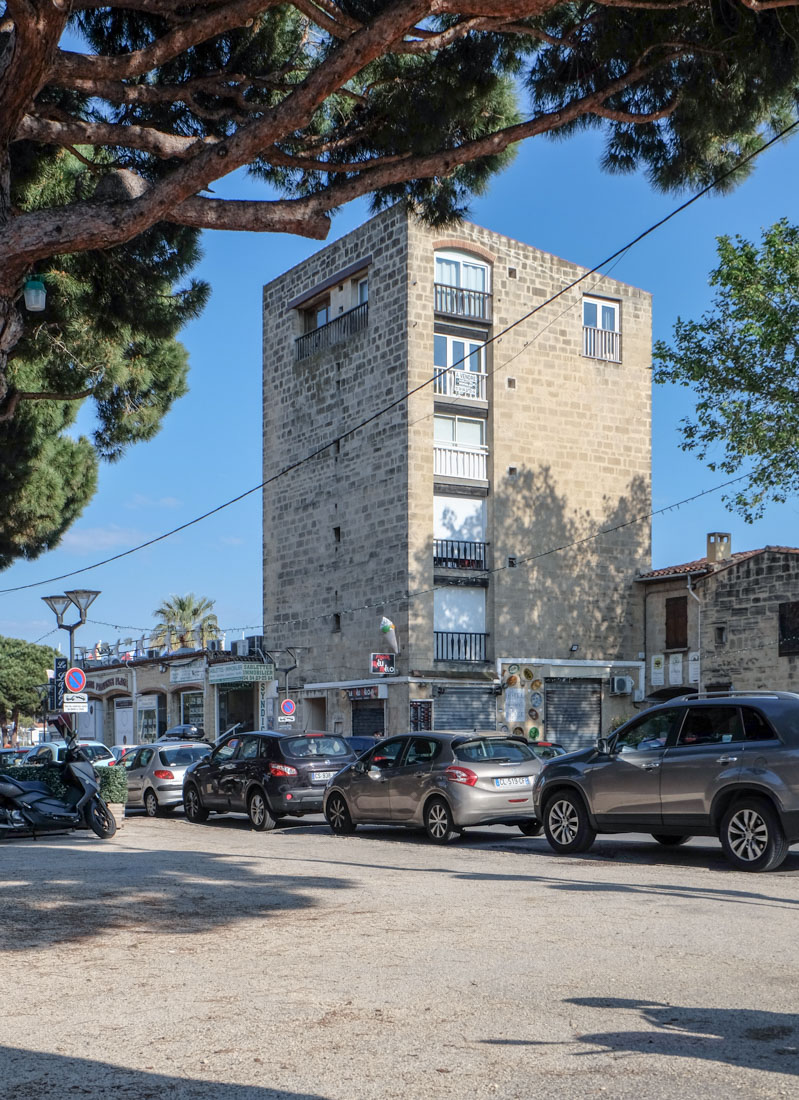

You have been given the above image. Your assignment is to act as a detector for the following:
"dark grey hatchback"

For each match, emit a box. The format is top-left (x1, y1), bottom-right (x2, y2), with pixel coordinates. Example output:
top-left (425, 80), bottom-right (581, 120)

top-left (183, 731), bottom-right (356, 830)
top-left (533, 691), bottom-right (799, 872)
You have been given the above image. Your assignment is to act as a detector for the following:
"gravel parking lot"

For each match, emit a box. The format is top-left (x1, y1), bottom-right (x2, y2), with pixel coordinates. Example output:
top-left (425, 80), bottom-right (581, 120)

top-left (2, 815), bottom-right (799, 1099)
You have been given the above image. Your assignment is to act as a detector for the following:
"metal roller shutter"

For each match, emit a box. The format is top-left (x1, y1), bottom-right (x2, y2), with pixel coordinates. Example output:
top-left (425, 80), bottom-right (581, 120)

top-left (352, 703), bottom-right (385, 737)
top-left (544, 679), bottom-right (601, 751)
top-left (434, 685), bottom-right (496, 731)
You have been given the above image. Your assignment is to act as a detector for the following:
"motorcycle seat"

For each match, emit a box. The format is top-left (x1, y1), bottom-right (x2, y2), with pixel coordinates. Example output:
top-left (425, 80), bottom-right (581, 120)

top-left (0, 773), bottom-right (51, 796)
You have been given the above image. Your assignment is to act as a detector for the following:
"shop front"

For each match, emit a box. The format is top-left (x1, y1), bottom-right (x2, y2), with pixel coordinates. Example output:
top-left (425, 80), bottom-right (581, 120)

top-left (208, 661), bottom-right (277, 734)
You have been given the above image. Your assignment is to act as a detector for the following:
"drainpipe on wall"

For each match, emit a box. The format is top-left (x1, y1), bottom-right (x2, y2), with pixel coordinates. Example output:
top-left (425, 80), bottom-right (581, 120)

top-left (687, 577), bottom-right (701, 692)
top-left (131, 665), bottom-right (138, 744)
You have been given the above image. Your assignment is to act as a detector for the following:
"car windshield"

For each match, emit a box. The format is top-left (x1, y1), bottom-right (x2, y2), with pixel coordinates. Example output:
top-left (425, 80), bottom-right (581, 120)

top-left (283, 736), bottom-right (352, 758)
top-left (531, 744), bottom-right (565, 759)
top-left (454, 738), bottom-right (535, 762)
top-left (158, 746), bottom-right (208, 767)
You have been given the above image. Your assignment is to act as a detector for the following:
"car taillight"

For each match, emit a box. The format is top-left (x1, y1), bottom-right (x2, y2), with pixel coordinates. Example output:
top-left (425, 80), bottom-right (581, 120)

top-left (445, 765), bottom-right (478, 786)
top-left (107, 759), bottom-right (115, 765)
top-left (153, 769), bottom-right (174, 780)
top-left (269, 762), bottom-right (298, 777)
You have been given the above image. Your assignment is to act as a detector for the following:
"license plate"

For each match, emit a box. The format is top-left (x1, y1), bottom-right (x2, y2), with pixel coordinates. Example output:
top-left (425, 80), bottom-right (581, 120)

top-left (312, 771), bottom-right (337, 782)
top-left (494, 776), bottom-right (531, 788)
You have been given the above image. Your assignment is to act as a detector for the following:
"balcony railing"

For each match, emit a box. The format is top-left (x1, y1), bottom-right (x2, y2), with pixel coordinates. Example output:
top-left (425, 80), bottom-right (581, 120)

top-left (434, 283), bottom-right (492, 323)
top-left (433, 539), bottom-right (487, 570)
top-left (433, 367), bottom-right (487, 401)
top-left (583, 326), bottom-right (621, 363)
top-left (296, 302), bottom-right (368, 360)
top-left (434, 442), bottom-right (488, 480)
top-left (434, 631), bottom-right (488, 662)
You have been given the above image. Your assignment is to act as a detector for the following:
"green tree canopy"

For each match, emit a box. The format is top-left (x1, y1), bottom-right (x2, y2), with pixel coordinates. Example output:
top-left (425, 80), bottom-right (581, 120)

top-left (152, 593), bottom-right (219, 650)
top-left (654, 219), bottom-right (799, 522)
top-left (0, 634), bottom-right (59, 737)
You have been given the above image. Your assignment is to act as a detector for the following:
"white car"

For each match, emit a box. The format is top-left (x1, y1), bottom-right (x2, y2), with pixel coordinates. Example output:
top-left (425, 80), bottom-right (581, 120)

top-left (25, 740), bottom-right (116, 767)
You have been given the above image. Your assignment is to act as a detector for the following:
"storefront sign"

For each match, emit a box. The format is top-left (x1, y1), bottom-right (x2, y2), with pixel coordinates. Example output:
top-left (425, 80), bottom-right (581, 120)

top-left (169, 661), bottom-right (206, 685)
top-left (258, 682), bottom-right (269, 729)
top-left (668, 653), bottom-right (683, 686)
top-left (650, 655), bottom-right (665, 687)
top-left (347, 686), bottom-right (379, 700)
top-left (504, 687), bottom-right (526, 724)
top-left (208, 661), bottom-right (276, 684)
top-left (137, 695), bottom-right (158, 711)
top-left (370, 653), bottom-right (396, 675)
top-left (85, 672), bottom-right (130, 695)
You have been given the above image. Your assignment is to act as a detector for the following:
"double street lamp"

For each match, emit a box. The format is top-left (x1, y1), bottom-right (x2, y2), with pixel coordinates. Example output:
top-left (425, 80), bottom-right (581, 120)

top-left (41, 589), bottom-right (101, 665)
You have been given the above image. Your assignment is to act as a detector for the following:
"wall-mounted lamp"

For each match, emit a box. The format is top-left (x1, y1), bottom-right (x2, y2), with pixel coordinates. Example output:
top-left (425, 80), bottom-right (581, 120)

top-left (23, 276), bottom-right (46, 311)
top-left (569, 644), bottom-right (580, 653)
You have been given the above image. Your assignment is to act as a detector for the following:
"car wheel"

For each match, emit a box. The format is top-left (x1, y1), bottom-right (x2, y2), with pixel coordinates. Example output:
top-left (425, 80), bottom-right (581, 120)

top-left (144, 789), bottom-right (160, 818)
top-left (247, 788), bottom-right (277, 832)
top-left (183, 784), bottom-right (209, 824)
top-left (543, 791), bottom-right (596, 854)
top-left (424, 797), bottom-right (459, 844)
top-left (720, 798), bottom-right (789, 872)
top-left (326, 793), bottom-right (356, 834)
top-left (651, 834), bottom-right (692, 847)
top-left (518, 820), bottom-right (543, 837)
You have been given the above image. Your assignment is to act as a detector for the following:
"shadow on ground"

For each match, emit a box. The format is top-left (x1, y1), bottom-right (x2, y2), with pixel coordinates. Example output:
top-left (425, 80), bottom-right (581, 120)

top-left (0, 836), bottom-right (352, 950)
top-left (1, 1046), bottom-right (329, 1100)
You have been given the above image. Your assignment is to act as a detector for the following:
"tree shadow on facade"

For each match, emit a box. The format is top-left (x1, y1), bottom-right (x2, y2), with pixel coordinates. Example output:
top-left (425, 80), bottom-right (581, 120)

top-left (0, 840), bottom-right (352, 950)
top-left (413, 465), bottom-right (651, 668)
top-left (1, 1046), bottom-right (330, 1100)
top-left (563, 997), bottom-right (799, 1077)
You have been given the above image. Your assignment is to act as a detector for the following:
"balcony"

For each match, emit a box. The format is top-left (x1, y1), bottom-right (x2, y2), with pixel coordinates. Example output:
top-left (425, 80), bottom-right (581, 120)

top-left (434, 442), bottom-right (488, 480)
top-left (433, 539), bottom-right (487, 570)
top-left (433, 367), bottom-right (487, 401)
top-left (296, 301), bottom-right (368, 361)
top-left (434, 283), bottom-right (492, 323)
top-left (583, 326), bottom-right (621, 363)
top-left (434, 631), bottom-right (488, 662)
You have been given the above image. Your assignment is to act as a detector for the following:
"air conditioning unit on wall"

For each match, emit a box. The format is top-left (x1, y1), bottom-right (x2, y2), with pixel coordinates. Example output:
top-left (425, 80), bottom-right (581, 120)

top-left (610, 675), bottom-right (634, 696)
top-left (232, 640), bottom-right (250, 656)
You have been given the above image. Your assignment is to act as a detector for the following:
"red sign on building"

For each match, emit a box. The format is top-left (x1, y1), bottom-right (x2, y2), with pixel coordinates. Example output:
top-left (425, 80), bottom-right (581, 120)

top-left (370, 653), bottom-right (396, 676)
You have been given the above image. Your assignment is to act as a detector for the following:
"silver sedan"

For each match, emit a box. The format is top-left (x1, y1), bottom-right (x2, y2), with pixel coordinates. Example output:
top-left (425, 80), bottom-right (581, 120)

top-left (124, 741), bottom-right (210, 816)
top-left (323, 733), bottom-right (544, 843)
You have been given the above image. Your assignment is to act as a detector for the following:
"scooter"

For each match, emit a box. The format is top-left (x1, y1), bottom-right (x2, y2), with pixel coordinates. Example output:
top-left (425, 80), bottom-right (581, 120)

top-left (0, 727), bottom-right (117, 839)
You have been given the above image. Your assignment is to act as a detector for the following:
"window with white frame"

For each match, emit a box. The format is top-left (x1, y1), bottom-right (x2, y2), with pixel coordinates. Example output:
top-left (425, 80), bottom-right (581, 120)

top-left (434, 333), bottom-right (484, 374)
top-left (435, 250), bottom-right (490, 292)
top-left (582, 296), bottom-right (621, 361)
top-left (434, 415), bottom-right (487, 479)
top-left (356, 276), bottom-right (368, 305)
top-left (434, 414), bottom-right (485, 448)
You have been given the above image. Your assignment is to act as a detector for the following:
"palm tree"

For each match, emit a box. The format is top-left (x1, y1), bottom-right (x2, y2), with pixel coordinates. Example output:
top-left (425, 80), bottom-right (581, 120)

top-left (151, 593), bottom-right (219, 651)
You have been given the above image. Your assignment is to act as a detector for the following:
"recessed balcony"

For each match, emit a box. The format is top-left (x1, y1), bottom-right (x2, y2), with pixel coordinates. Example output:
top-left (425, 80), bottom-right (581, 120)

top-left (296, 301), bottom-right (368, 360)
top-left (434, 283), bottom-right (492, 323)
top-left (433, 442), bottom-right (488, 481)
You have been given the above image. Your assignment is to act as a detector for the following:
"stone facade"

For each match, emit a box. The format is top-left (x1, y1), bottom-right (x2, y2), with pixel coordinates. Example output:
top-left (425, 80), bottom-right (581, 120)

top-left (262, 206), bottom-right (652, 741)
top-left (638, 537), bottom-right (799, 696)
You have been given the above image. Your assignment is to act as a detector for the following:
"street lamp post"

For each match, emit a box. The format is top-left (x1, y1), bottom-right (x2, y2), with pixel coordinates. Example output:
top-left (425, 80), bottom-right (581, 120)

top-left (41, 589), bottom-right (101, 666)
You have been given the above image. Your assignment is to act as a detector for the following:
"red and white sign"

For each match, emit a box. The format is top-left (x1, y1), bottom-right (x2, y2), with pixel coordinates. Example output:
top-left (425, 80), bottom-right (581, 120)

top-left (370, 653), bottom-right (396, 675)
top-left (280, 698), bottom-right (296, 716)
top-left (65, 667), bottom-right (87, 693)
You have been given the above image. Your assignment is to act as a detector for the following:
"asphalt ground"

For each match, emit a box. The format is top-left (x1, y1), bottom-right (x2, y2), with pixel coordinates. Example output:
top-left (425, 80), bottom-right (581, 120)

top-left (2, 814), bottom-right (799, 1099)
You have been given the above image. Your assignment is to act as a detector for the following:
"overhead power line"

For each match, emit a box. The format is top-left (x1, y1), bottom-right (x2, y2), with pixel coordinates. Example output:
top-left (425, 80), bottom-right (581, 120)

top-left (1, 117), bottom-right (797, 600)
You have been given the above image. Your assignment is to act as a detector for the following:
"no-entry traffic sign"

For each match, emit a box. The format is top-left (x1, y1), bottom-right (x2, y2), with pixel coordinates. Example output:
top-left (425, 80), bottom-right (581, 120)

top-left (65, 667), bottom-right (87, 693)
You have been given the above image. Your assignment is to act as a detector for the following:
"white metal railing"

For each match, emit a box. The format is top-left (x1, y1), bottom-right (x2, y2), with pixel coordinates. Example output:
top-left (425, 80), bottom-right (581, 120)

top-left (583, 326), bottom-right (621, 362)
top-left (433, 368), bottom-right (487, 401)
top-left (434, 283), bottom-right (492, 322)
top-left (434, 443), bottom-right (488, 480)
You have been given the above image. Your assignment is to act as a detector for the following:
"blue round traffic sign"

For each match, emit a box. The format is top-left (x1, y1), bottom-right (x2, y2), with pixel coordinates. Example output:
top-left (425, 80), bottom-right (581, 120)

top-left (280, 698), bottom-right (296, 716)
top-left (65, 667), bottom-right (87, 693)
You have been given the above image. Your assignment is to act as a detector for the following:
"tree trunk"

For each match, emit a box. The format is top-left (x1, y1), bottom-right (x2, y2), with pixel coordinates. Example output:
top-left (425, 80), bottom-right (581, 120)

top-left (0, 290), bottom-right (22, 413)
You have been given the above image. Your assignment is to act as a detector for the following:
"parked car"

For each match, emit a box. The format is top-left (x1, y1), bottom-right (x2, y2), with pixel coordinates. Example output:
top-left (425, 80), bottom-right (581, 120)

top-left (183, 731), bottom-right (357, 830)
top-left (0, 747), bottom-right (31, 766)
top-left (533, 690), bottom-right (799, 873)
top-left (158, 724), bottom-right (207, 742)
top-left (25, 740), bottom-right (116, 767)
top-left (111, 744), bottom-right (140, 762)
top-left (529, 741), bottom-right (566, 761)
top-left (124, 741), bottom-right (211, 816)
top-left (324, 733), bottom-right (544, 844)
top-left (343, 736), bottom-right (380, 757)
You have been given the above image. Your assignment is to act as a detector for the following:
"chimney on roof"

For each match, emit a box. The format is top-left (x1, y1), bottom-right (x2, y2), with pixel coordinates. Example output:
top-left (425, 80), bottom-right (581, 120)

top-left (707, 532), bottom-right (731, 563)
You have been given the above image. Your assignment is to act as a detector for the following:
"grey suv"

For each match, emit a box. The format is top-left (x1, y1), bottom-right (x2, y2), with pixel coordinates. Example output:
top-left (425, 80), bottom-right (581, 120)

top-left (533, 691), bottom-right (799, 872)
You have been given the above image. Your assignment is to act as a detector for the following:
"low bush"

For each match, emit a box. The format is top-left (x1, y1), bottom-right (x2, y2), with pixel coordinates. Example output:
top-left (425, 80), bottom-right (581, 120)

top-left (5, 763), bottom-right (127, 803)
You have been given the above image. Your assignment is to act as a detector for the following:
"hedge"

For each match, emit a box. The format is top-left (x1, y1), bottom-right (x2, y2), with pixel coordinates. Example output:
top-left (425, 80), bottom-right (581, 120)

top-left (4, 763), bottom-right (128, 804)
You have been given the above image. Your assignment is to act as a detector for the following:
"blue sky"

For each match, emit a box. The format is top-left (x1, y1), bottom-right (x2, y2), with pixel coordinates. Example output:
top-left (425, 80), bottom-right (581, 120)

top-left (1, 125), bottom-right (798, 652)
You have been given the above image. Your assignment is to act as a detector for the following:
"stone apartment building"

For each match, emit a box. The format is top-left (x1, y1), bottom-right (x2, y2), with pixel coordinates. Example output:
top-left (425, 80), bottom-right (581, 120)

top-left (262, 205), bottom-right (652, 746)
top-left (636, 532), bottom-right (799, 698)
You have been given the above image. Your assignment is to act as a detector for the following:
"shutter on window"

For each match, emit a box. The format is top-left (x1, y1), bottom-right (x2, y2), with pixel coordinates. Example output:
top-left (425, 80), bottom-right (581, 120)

top-left (543, 680), bottom-right (602, 751)
top-left (665, 596), bottom-right (688, 649)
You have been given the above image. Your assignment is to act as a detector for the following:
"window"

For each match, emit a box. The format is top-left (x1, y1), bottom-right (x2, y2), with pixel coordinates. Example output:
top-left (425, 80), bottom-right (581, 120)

top-left (435, 251), bottom-right (489, 292)
top-left (213, 737), bottom-right (240, 762)
top-left (742, 708), bottom-right (778, 742)
top-left (404, 737), bottom-right (441, 764)
top-left (714, 625), bottom-right (728, 646)
top-left (582, 296), bottom-right (621, 361)
top-left (239, 736), bottom-right (261, 759)
top-left (676, 706), bottom-right (743, 746)
top-left (333, 526), bottom-right (341, 543)
top-left (434, 333), bottom-right (485, 375)
top-left (368, 738), bottom-right (407, 768)
top-left (615, 710), bottom-right (678, 752)
top-left (434, 415), bottom-right (485, 447)
top-left (454, 738), bottom-right (535, 762)
top-left (665, 596), bottom-right (688, 649)
top-left (779, 601), bottom-right (799, 656)
top-left (410, 701), bottom-right (433, 732)
top-left (332, 613), bottom-right (341, 632)
top-left (303, 298), bottom-right (329, 333)
top-left (181, 691), bottom-right (204, 726)
top-left (356, 276), bottom-right (368, 305)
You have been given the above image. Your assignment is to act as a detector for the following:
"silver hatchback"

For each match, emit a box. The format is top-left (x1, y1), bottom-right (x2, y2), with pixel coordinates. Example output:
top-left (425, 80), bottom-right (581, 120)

top-left (124, 741), bottom-right (210, 816)
top-left (323, 733), bottom-right (544, 843)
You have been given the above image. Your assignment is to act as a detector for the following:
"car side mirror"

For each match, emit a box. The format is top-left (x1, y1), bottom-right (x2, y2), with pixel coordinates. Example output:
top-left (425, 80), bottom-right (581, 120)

top-left (596, 737), bottom-right (610, 756)
top-left (368, 765), bottom-right (383, 780)
top-left (353, 760), bottom-right (367, 774)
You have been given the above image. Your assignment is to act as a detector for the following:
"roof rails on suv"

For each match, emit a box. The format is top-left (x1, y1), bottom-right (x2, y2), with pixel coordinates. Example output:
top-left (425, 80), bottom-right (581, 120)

top-left (676, 690), bottom-right (790, 701)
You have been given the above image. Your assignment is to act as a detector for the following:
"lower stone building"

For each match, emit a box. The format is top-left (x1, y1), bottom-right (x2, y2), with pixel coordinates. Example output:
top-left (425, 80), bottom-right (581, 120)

top-left (636, 532), bottom-right (799, 699)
